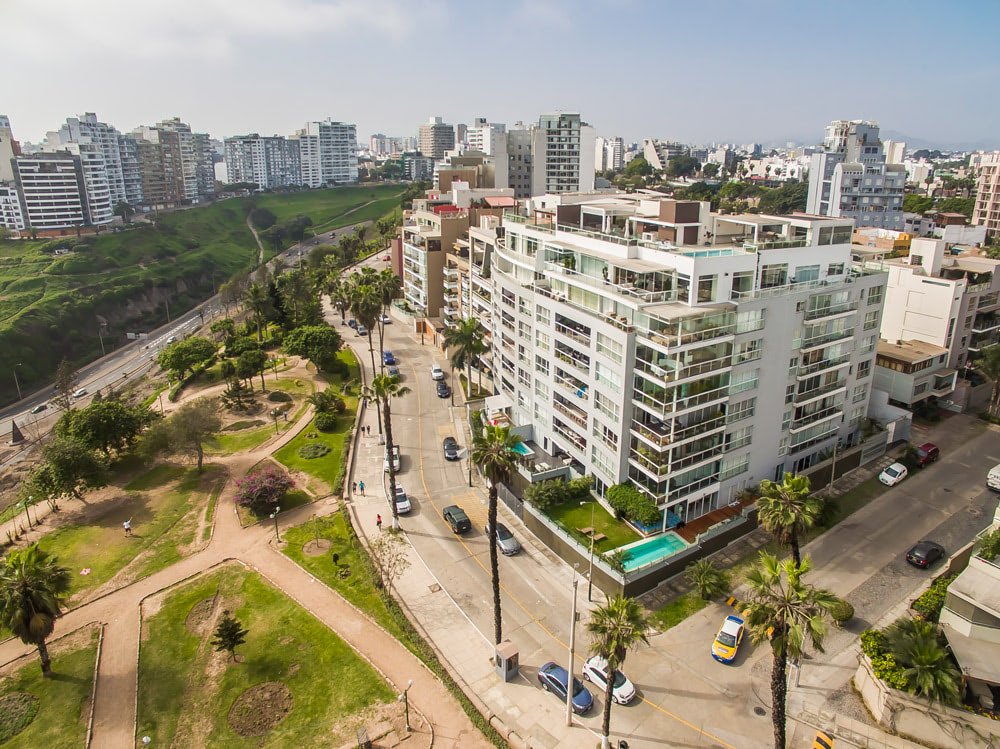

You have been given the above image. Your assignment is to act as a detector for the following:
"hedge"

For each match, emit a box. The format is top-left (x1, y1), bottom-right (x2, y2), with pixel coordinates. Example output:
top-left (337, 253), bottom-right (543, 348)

top-left (912, 574), bottom-right (955, 622)
top-left (606, 483), bottom-right (660, 526)
top-left (314, 412), bottom-right (338, 433)
top-left (860, 629), bottom-right (908, 690)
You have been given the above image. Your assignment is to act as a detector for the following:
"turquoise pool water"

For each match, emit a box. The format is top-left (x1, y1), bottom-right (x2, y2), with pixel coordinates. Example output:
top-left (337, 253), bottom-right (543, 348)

top-left (619, 532), bottom-right (689, 572)
top-left (509, 442), bottom-right (532, 456)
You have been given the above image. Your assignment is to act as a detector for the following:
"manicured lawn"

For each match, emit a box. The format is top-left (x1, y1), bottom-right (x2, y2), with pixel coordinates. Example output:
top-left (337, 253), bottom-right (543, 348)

top-left (647, 593), bottom-right (709, 632)
top-left (235, 488), bottom-right (313, 528)
top-left (255, 185), bottom-right (403, 232)
top-left (0, 627), bottom-right (99, 748)
top-left (208, 424), bottom-right (279, 455)
top-left (548, 499), bottom-right (642, 554)
top-left (136, 566), bottom-right (393, 746)
top-left (273, 410), bottom-right (354, 495)
top-left (37, 465), bottom-right (219, 601)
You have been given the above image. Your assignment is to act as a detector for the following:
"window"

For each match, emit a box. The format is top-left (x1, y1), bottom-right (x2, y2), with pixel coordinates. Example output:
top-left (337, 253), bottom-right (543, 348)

top-left (857, 359), bottom-right (871, 379)
top-left (827, 263), bottom-right (845, 276)
top-left (735, 308), bottom-right (765, 333)
top-left (778, 437), bottom-right (789, 456)
top-left (595, 390), bottom-right (620, 421)
top-left (593, 422), bottom-right (618, 449)
top-left (535, 305), bottom-right (550, 326)
top-left (727, 425), bottom-right (753, 450)
top-left (596, 332), bottom-right (622, 363)
top-left (864, 311), bottom-right (879, 330)
top-left (761, 264), bottom-right (788, 289)
top-left (862, 335), bottom-right (877, 354)
top-left (535, 355), bottom-right (549, 376)
top-left (782, 409), bottom-right (792, 430)
top-left (786, 384), bottom-right (796, 404)
top-left (731, 270), bottom-right (754, 298)
top-left (720, 454), bottom-right (749, 480)
top-left (697, 275), bottom-right (717, 303)
top-left (534, 380), bottom-right (549, 399)
top-left (591, 445), bottom-right (614, 476)
top-left (730, 368), bottom-right (759, 394)
top-left (534, 401), bottom-right (549, 425)
top-left (735, 339), bottom-right (762, 364)
top-left (518, 320), bottom-right (532, 340)
top-left (794, 265), bottom-right (820, 283)
top-left (853, 384), bottom-right (867, 403)
top-left (595, 361), bottom-right (621, 393)
top-left (849, 406), bottom-right (864, 426)
top-left (913, 382), bottom-right (928, 395)
top-left (728, 397), bottom-right (756, 423)
top-left (867, 285), bottom-right (884, 305)
top-left (518, 368), bottom-right (531, 388)
top-left (535, 331), bottom-right (550, 352)
top-left (519, 297), bottom-right (530, 316)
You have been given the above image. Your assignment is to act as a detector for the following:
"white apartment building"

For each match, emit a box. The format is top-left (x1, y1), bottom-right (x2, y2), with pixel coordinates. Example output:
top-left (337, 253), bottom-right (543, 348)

top-left (0, 183), bottom-right (24, 230)
top-left (51, 114), bottom-right (127, 206)
top-left (530, 113), bottom-right (596, 197)
top-left (643, 139), bottom-right (687, 171)
top-left (864, 237), bottom-right (1000, 369)
top-left (118, 133), bottom-right (143, 205)
top-left (1, 115), bottom-right (19, 182)
top-left (155, 119), bottom-right (199, 201)
top-left (293, 119), bottom-right (358, 187)
top-left (13, 152), bottom-right (90, 229)
top-left (224, 134), bottom-right (302, 189)
top-left (807, 120), bottom-right (906, 230)
top-left (745, 156), bottom-right (807, 182)
top-left (467, 119), bottom-right (506, 157)
top-left (595, 136), bottom-right (624, 172)
top-left (61, 140), bottom-right (113, 225)
top-left (486, 194), bottom-right (886, 525)
top-left (973, 151), bottom-right (1000, 239)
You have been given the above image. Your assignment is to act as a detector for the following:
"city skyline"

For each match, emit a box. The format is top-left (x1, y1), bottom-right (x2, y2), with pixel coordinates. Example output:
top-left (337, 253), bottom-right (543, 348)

top-left (2, 0), bottom-right (998, 150)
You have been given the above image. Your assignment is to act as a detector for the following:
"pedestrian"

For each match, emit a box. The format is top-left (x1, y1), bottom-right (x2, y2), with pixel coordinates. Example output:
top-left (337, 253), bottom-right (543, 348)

top-left (367, 424), bottom-right (372, 436)
top-left (359, 480), bottom-right (365, 496)
top-left (123, 518), bottom-right (132, 537)
top-left (376, 514), bottom-right (382, 531)
top-left (352, 481), bottom-right (357, 494)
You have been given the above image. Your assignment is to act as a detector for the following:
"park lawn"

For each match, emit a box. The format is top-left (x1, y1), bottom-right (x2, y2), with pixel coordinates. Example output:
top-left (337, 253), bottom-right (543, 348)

top-left (136, 565), bottom-right (394, 747)
top-left (255, 184), bottom-right (403, 230)
top-left (274, 407), bottom-right (355, 495)
top-left (208, 424), bottom-right (278, 455)
top-left (37, 465), bottom-right (219, 601)
top-left (235, 488), bottom-right (313, 528)
top-left (647, 593), bottom-right (709, 632)
top-left (548, 499), bottom-right (642, 554)
top-left (0, 626), bottom-right (99, 749)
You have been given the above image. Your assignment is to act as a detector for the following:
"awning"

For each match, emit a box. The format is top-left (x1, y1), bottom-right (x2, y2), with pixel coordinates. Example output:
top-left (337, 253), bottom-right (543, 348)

top-left (941, 624), bottom-right (1000, 685)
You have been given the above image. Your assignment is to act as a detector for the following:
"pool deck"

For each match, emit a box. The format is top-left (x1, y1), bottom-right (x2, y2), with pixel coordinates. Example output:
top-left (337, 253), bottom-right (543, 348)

top-left (674, 494), bottom-right (755, 543)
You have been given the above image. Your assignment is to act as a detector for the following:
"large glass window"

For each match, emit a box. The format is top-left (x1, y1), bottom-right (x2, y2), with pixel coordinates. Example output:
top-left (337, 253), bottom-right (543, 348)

top-left (760, 264), bottom-right (788, 289)
top-left (731, 270), bottom-right (754, 297)
top-left (697, 275), bottom-right (717, 303)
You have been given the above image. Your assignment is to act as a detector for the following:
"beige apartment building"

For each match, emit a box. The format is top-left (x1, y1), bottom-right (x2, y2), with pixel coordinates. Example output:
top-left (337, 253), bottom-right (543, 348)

top-left (973, 151), bottom-right (1000, 240)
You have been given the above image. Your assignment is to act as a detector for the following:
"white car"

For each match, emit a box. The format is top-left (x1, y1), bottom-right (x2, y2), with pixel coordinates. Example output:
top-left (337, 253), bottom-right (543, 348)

top-left (582, 655), bottom-right (636, 704)
top-left (879, 462), bottom-right (908, 486)
top-left (379, 313), bottom-right (391, 325)
top-left (383, 445), bottom-right (400, 473)
top-left (430, 364), bottom-right (445, 381)
top-left (72, 387), bottom-right (88, 398)
top-left (391, 482), bottom-right (411, 514)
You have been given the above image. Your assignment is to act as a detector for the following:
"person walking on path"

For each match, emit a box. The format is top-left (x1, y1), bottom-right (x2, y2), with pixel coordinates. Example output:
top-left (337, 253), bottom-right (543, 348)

top-left (366, 424), bottom-right (371, 436)
top-left (359, 480), bottom-right (365, 496)
top-left (123, 518), bottom-right (132, 537)
top-left (376, 514), bottom-right (382, 531)
top-left (352, 481), bottom-right (357, 494)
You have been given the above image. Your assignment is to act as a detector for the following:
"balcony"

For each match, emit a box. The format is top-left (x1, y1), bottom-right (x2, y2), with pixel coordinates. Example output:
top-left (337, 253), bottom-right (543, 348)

top-left (790, 405), bottom-right (843, 433)
top-left (554, 370), bottom-right (589, 401)
top-left (794, 379), bottom-right (846, 404)
top-left (554, 341), bottom-right (590, 375)
top-left (790, 423), bottom-right (840, 453)
top-left (800, 327), bottom-right (855, 352)
top-left (553, 398), bottom-right (588, 430)
top-left (637, 353), bottom-right (731, 385)
top-left (633, 381), bottom-right (730, 417)
top-left (554, 320), bottom-right (591, 347)
top-left (630, 449), bottom-right (670, 479)
top-left (797, 353), bottom-right (852, 379)
top-left (552, 418), bottom-right (587, 453)
top-left (533, 284), bottom-right (633, 333)
top-left (804, 300), bottom-right (859, 321)
top-left (667, 472), bottom-right (720, 503)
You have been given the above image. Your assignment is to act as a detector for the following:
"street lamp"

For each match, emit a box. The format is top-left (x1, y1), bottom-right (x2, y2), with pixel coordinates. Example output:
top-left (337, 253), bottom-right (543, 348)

top-left (12, 363), bottom-right (23, 400)
top-left (269, 506), bottom-right (281, 542)
top-left (582, 500), bottom-right (595, 602)
top-left (20, 500), bottom-right (32, 530)
top-left (397, 679), bottom-right (413, 730)
top-left (271, 408), bottom-right (280, 434)
top-left (566, 563), bottom-right (579, 727)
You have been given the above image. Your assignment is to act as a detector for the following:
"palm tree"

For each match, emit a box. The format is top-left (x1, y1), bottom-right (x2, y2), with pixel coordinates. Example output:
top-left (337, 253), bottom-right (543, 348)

top-left (977, 344), bottom-right (1000, 418)
top-left (0, 545), bottom-right (72, 675)
top-left (884, 617), bottom-right (962, 704)
top-left (756, 473), bottom-right (823, 567)
top-left (243, 283), bottom-right (270, 342)
top-left (364, 374), bottom-right (410, 529)
top-left (443, 318), bottom-right (486, 398)
top-left (350, 281), bottom-right (384, 435)
top-left (327, 277), bottom-right (351, 324)
top-left (741, 553), bottom-right (836, 749)
top-left (587, 595), bottom-right (650, 749)
top-left (471, 425), bottom-right (522, 644)
top-left (373, 269), bottom-right (402, 371)
top-left (684, 559), bottom-right (729, 600)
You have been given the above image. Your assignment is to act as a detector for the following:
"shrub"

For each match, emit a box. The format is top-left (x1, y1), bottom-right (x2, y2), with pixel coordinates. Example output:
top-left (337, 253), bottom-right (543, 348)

top-left (297, 443), bottom-right (330, 459)
top-left (524, 476), bottom-right (595, 511)
top-left (912, 574), bottom-right (955, 622)
top-left (606, 483), bottom-right (660, 526)
top-left (234, 465), bottom-right (294, 514)
top-left (267, 390), bottom-right (292, 403)
top-left (829, 598), bottom-right (855, 626)
top-left (978, 528), bottom-right (1000, 562)
top-left (314, 412), bottom-right (338, 433)
top-left (684, 559), bottom-right (729, 600)
top-left (860, 629), bottom-right (909, 689)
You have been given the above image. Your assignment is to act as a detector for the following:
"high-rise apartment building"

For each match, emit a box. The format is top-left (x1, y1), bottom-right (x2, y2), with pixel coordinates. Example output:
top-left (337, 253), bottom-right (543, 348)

top-left (118, 133), bottom-right (143, 205)
top-left (133, 127), bottom-right (185, 207)
top-left (12, 152), bottom-right (92, 229)
top-left (530, 113), bottom-right (596, 197)
top-left (595, 136), bottom-right (624, 172)
top-left (418, 117), bottom-right (456, 160)
top-left (154, 118), bottom-right (212, 201)
top-left (0, 183), bottom-right (25, 230)
top-left (484, 193), bottom-right (885, 524)
top-left (51, 114), bottom-right (127, 206)
top-left (643, 139), bottom-right (688, 171)
top-left (0, 115), bottom-right (21, 182)
top-left (224, 134), bottom-right (302, 189)
top-left (972, 151), bottom-right (1000, 240)
top-left (806, 120), bottom-right (906, 230)
top-left (292, 119), bottom-right (358, 187)
top-left (506, 124), bottom-right (534, 199)
top-left (467, 118), bottom-right (507, 157)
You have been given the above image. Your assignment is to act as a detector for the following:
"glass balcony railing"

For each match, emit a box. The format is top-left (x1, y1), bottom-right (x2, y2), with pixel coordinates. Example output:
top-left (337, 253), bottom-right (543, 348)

top-left (804, 300), bottom-right (859, 321)
top-left (797, 353), bottom-right (852, 378)
top-left (794, 379), bottom-right (846, 402)
top-left (801, 327), bottom-right (854, 351)
top-left (790, 405), bottom-right (843, 432)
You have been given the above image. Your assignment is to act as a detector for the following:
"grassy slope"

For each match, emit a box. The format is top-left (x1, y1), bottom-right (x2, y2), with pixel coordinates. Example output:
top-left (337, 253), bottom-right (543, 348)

top-left (136, 566), bottom-right (393, 746)
top-left (255, 184), bottom-right (403, 231)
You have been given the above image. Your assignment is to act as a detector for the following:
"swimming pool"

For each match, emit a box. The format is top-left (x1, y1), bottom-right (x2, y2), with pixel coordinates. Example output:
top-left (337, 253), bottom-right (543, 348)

top-left (617, 532), bottom-right (689, 572)
top-left (509, 442), bottom-right (533, 456)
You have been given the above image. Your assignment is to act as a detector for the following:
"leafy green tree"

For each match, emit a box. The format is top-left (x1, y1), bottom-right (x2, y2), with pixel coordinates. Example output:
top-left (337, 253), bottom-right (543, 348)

top-left (55, 400), bottom-right (154, 456)
top-left (977, 344), bottom-right (1000, 418)
top-left (142, 400), bottom-right (221, 472)
top-left (756, 473), bottom-right (822, 567)
top-left (684, 559), bottom-right (730, 600)
top-left (238, 349), bottom-right (269, 391)
top-left (741, 553), bottom-right (836, 749)
top-left (243, 283), bottom-right (272, 342)
top-left (250, 207), bottom-right (276, 230)
top-left (757, 182), bottom-right (809, 214)
top-left (283, 325), bottom-right (343, 371)
top-left (113, 201), bottom-right (134, 223)
top-left (210, 318), bottom-right (236, 341)
top-left (221, 380), bottom-right (255, 411)
top-left (157, 337), bottom-right (216, 379)
top-left (52, 358), bottom-right (79, 412)
top-left (903, 194), bottom-right (935, 215)
top-left (666, 155), bottom-right (700, 178)
top-left (936, 196), bottom-right (974, 217)
top-left (442, 318), bottom-right (486, 397)
top-left (0, 545), bottom-right (71, 675)
top-left (702, 163), bottom-right (720, 178)
top-left (40, 437), bottom-right (107, 502)
top-left (276, 269), bottom-right (320, 328)
top-left (471, 425), bottom-right (522, 644)
top-left (363, 375), bottom-right (410, 528)
top-left (624, 157), bottom-right (653, 177)
top-left (587, 595), bottom-right (650, 749)
top-left (212, 610), bottom-right (249, 662)
top-left (327, 277), bottom-right (351, 324)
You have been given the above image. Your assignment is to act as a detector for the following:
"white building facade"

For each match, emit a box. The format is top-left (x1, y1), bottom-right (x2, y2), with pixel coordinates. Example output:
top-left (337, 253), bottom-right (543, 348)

top-left (224, 134), bottom-right (302, 189)
top-left (13, 153), bottom-right (90, 229)
top-left (530, 113), bottom-right (596, 197)
top-left (293, 119), bottom-right (358, 187)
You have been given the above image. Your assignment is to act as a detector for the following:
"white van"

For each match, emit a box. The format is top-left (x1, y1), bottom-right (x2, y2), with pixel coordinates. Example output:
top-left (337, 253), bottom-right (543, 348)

top-left (988, 464), bottom-right (1000, 491)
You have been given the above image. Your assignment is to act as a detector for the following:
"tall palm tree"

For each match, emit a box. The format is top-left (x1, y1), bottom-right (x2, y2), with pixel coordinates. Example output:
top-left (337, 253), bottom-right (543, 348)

top-left (587, 595), bottom-right (650, 749)
top-left (977, 344), bottom-right (1000, 418)
top-left (327, 277), bottom-right (351, 324)
top-left (373, 269), bottom-right (402, 371)
top-left (741, 553), bottom-right (836, 749)
top-left (443, 318), bottom-right (486, 398)
top-left (364, 374), bottom-right (410, 530)
top-left (243, 283), bottom-right (270, 342)
top-left (756, 473), bottom-right (823, 567)
top-left (471, 425), bottom-right (522, 644)
top-left (351, 282), bottom-right (384, 435)
top-left (0, 545), bottom-right (71, 675)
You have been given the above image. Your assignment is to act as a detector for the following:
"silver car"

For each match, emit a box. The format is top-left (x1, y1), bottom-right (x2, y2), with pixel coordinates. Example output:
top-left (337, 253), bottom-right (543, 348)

top-left (486, 522), bottom-right (521, 555)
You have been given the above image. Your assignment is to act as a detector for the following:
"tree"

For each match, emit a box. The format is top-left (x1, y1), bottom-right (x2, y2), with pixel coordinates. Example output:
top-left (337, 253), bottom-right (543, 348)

top-left (283, 325), bottom-right (343, 371)
top-left (587, 595), bottom-right (650, 749)
top-left (327, 277), bottom-right (351, 324)
top-left (234, 464), bottom-right (294, 514)
top-left (276, 269), bottom-right (320, 328)
top-left (442, 318), bottom-right (486, 397)
top-left (157, 337), bottom-right (216, 379)
top-left (211, 610), bottom-right (249, 662)
top-left (244, 283), bottom-right (271, 342)
top-left (666, 155), bottom-right (700, 178)
top-left (55, 400), bottom-right (154, 456)
top-left (902, 194), bottom-right (935, 215)
top-left (756, 473), bottom-right (823, 567)
top-left (702, 163), bottom-right (720, 178)
top-left (624, 157), bottom-right (653, 178)
top-left (884, 617), bottom-right (962, 704)
top-left (351, 281), bottom-right (384, 428)
top-left (221, 380), bottom-right (255, 411)
top-left (211, 318), bottom-right (236, 341)
top-left (977, 344), bottom-right (1000, 418)
top-left (0, 545), bottom-right (71, 675)
top-left (238, 349), bottom-right (269, 392)
top-left (142, 400), bottom-right (221, 472)
top-left (368, 528), bottom-right (411, 593)
top-left (741, 554), bottom-right (836, 749)
top-left (363, 374), bottom-right (410, 528)
top-left (250, 207), bottom-right (277, 230)
top-left (757, 182), bottom-right (808, 214)
top-left (52, 358), bottom-right (78, 411)
top-left (40, 437), bottom-right (107, 502)
top-left (113, 201), bottom-right (134, 224)
top-left (218, 277), bottom-right (245, 318)
top-left (471, 425), bottom-right (522, 644)
top-left (684, 559), bottom-right (730, 600)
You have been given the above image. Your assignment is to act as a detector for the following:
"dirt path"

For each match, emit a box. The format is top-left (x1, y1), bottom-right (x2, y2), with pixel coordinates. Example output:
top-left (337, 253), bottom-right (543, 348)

top-left (246, 213), bottom-right (265, 264)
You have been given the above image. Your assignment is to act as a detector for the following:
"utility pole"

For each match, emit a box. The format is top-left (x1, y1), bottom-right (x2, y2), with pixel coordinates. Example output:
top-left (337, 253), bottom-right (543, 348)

top-left (12, 363), bottom-right (23, 400)
top-left (566, 569), bottom-right (579, 726)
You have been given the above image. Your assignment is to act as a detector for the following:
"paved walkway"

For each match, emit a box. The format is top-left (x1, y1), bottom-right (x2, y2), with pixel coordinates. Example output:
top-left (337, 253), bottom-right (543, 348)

top-left (0, 359), bottom-right (487, 748)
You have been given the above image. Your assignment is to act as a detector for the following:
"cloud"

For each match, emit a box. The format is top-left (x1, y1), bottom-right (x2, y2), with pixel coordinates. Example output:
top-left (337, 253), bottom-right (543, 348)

top-left (1, 0), bottom-right (421, 63)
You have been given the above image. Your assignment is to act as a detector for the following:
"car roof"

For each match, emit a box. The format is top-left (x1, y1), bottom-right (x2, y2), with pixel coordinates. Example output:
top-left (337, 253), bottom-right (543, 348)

top-left (918, 442), bottom-right (937, 451)
top-left (541, 662), bottom-right (567, 679)
top-left (721, 616), bottom-right (744, 635)
top-left (886, 462), bottom-right (905, 471)
top-left (912, 541), bottom-right (941, 552)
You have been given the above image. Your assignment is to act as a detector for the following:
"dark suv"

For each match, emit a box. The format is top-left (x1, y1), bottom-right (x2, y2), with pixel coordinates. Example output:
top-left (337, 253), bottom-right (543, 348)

top-left (442, 436), bottom-right (459, 460)
top-left (443, 505), bottom-right (471, 534)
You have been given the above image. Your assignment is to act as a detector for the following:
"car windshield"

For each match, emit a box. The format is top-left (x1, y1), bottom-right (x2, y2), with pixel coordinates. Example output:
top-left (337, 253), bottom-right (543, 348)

top-left (572, 678), bottom-right (587, 698)
top-left (885, 467), bottom-right (900, 478)
top-left (496, 526), bottom-right (513, 541)
top-left (717, 631), bottom-right (737, 647)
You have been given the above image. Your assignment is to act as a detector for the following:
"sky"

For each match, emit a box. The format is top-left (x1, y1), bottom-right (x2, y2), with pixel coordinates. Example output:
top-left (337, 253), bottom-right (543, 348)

top-left (2, 0), bottom-right (999, 150)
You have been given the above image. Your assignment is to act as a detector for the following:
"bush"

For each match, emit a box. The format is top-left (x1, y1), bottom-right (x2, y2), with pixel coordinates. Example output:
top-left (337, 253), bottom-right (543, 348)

top-left (830, 598), bottom-right (855, 626)
top-left (297, 443), bottom-right (330, 459)
top-left (912, 574), bottom-right (955, 622)
top-left (860, 629), bottom-right (909, 690)
top-left (314, 412), bottom-right (338, 433)
top-left (523, 475), bottom-right (594, 511)
top-left (606, 483), bottom-right (660, 526)
top-left (978, 528), bottom-right (1000, 562)
top-left (233, 465), bottom-right (294, 514)
top-left (267, 390), bottom-right (292, 403)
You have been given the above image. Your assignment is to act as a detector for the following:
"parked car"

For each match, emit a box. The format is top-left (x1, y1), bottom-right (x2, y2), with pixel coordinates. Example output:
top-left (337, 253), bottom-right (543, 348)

top-left (72, 388), bottom-right (88, 398)
top-left (582, 655), bottom-right (636, 704)
top-left (916, 442), bottom-right (940, 467)
top-left (430, 363), bottom-right (445, 381)
top-left (391, 482), bottom-right (411, 514)
top-left (486, 521), bottom-right (521, 555)
top-left (382, 255), bottom-right (390, 262)
top-left (878, 462), bottom-right (908, 486)
top-left (442, 505), bottom-right (471, 534)
top-left (442, 436), bottom-right (459, 460)
top-left (537, 662), bottom-right (593, 714)
top-left (436, 381), bottom-right (451, 399)
top-left (348, 319), bottom-right (358, 328)
top-left (711, 615), bottom-right (745, 664)
top-left (387, 364), bottom-right (400, 377)
top-left (166, 336), bottom-right (176, 344)
top-left (906, 541), bottom-right (944, 568)
top-left (29, 404), bottom-right (47, 414)
top-left (383, 445), bottom-right (400, 473)
top-left (356, 325), bottom-right (368, 336)
top-left (989, 463), bottom-right (1000, 491)
top-left (383, 350), bottom-right (396, 365)
top-left (380, 313), bottom-right (391, 324)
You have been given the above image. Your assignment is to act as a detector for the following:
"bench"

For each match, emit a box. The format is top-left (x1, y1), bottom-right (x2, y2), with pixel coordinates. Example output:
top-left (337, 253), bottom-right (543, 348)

top-left (591, 533), bottom-right (607, 543)
top-left (577, 527), bottom-right (594, 535)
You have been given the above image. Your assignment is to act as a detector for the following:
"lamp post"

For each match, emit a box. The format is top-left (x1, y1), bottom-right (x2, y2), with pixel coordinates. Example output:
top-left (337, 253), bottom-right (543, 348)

top-left (566, 564), bottom-right (579, 727)
top-left (20, 500), bottom-right (32, 530)
top-left (269, 506), bottom-right (281, 542)
top-left (13, 363), bottom-right (23, 400)
top-left (397, 679), bottom-right (413, 730)
top-left (271, 408), bottom-right (280, 435)
top-left (582, 501), bottom-right (595, 602)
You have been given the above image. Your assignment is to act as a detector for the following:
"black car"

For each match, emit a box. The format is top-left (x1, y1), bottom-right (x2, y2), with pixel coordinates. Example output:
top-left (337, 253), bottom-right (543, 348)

top-left (443, 436), bottom-right (459, 460)
top-left (906, 541), bottom-right (945, 568)
top-left (537, 662), bottom-right (593, 714)
top-left (347, 318), bottom-right (357, 328)
top-left (442, 505), bottom-right (471, 534)
top-left (436, 381), bottom-right (451, 399)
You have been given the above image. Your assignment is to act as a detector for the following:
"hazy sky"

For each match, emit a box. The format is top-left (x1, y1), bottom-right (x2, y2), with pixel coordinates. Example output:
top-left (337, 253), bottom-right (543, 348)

top-left (3, 0), bottom-right (998, 149)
